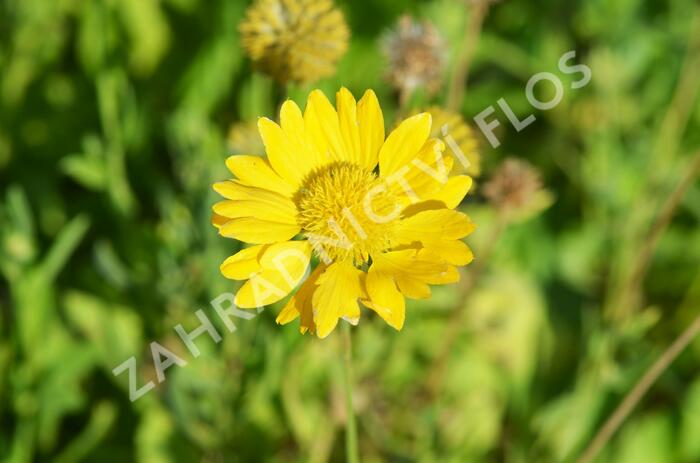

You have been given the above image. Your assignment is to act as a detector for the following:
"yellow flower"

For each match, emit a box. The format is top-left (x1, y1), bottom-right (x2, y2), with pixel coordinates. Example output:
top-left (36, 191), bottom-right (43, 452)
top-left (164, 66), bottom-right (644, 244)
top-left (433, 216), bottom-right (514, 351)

top-left (424, 106), bottom-right (481, 178)
top-left (213, 88), bottom-right (476, 338)
top-left (239, 0), bottom-right (349, 84)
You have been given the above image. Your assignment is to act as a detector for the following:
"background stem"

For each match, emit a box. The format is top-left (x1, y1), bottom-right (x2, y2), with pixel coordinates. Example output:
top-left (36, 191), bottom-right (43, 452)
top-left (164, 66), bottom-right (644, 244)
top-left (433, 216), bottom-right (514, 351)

top-left (609, 150), bottom-right (700, 321)
top-left (446, 0), bottom-right (490, 111)
top-left (576, 311), bottom-right (700, 463)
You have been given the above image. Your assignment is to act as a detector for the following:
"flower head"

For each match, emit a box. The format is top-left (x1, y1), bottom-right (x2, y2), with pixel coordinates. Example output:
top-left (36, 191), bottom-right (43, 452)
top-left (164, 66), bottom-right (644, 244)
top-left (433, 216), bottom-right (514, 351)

top-left (483, 158), bottom-right (552, 221)
top-left (213, 88), bottom-right (475, 338)
top-left (239, 0), bottom-right (349, 84)
top-left (423, 106), bottom-right (481, 177)
top-left (382, 16), bottom-right (445, 97)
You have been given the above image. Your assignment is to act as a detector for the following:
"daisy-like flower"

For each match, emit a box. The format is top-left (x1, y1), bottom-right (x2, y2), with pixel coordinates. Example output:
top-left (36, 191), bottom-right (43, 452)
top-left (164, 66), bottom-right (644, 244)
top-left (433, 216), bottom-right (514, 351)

top-left (239, 0), bottom-right (349, 84)
top-left (422, 106), bottom-right (481, 178)
top-left (382, 16), bottom-right (445, 97)
top-left (212, 88), bottom-right (475, 338)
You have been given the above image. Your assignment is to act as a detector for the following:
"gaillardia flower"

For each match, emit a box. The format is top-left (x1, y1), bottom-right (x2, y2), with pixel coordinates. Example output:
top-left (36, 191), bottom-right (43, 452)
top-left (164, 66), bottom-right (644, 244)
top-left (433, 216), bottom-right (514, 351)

top-left (239, 0), bottom-right (349, 84)
top-left (213, 88), bottom-right (475, 338)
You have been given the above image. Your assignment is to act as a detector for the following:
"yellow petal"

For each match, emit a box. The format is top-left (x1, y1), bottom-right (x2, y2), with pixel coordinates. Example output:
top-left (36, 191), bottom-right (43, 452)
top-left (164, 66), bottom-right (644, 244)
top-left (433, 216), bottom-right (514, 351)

top-left (213, 198), bottom-right (297, 224)
top-left (212, 181), bottom-right (299, 224)
top-left (219, 217), bottom-right (299, 244)
top-left (421, 240), bottom-right (474, 266)
top-left (234, 273), bottom-right (287, 308)
top-left (395, 276), bottom-right (431, 299)
top-left (225, 155), bottom-right (295, 197)
top-left (220, 245), bottom-right (266, 280)
top-left (311, 262), bottom-right (362, 338)
top-left (336, 87), bottom-right (362, 165)
top-left (368, 249), bottom-right (459, 298)
top-left (280, 99), bottom-right (325, 178)
top-left (395, 209), bottom-right (475, 245)
top-left (234, 241), bottom-right (311, 308)
top-left (356, 89), bottom-right (384, 170)
top-left (275, 299), bottom-right (300, 325)
top-left (212, 180), bottom-right (244, 199)
top-left (374, 249), bottom-right (450, 281)
top-left (212, 212), bottom-right (229, 229)
top-left (304, 89), bottom-right (348, 163)
top-left (400, 199), bottom-right (449, 218)
top-left (388, 139), bottom-right (453, 207)
top-left (213, 180), bottom-right (285, 200)
top-left (259, 240), bottom-right (312, 273)
top-left (258, 117), bottom-right (305, 185)
top-left (379, 113), bottom-right (431, 177)
top-left (424, 264), bottom-right (460, 284)
top-left (277, 264), bottom-right (324, 334)
top-left (431, 175), bottom-right (473, 209)
top-left (364, 266), bottom-right (405, 330)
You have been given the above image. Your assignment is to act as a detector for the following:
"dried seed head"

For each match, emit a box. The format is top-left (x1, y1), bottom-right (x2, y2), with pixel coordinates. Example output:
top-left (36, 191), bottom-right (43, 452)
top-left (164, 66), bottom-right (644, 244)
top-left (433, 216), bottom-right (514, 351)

top-left (483, 158), bottom-right (546, 216)
top-left (382, 16), bottom-right (445, 97)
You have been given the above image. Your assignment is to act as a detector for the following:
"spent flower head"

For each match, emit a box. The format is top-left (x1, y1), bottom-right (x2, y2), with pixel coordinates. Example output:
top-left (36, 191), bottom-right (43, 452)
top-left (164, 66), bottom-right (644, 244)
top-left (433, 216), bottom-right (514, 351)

top-left (239, 0), bottom-right (349, 84)
top-left (483, 158), bottom-right (552, 221)
top-left (382, 16), bottom-right (445, 97)
top-left (212, 88), bottom-right (476, 338)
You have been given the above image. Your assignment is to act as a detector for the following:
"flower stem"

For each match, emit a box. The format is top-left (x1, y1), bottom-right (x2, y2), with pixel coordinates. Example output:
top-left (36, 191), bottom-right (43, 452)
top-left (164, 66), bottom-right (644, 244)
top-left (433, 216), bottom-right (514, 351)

top-left (341, 323), bottom-right (360, 463)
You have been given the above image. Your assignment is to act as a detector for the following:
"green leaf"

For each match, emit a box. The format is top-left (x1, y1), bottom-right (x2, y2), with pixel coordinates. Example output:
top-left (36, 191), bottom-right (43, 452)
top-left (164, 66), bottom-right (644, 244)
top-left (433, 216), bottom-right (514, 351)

top-left (60, 151), bottom-right (106, 191)
top-left (38, 215), bottom-right (90, 282)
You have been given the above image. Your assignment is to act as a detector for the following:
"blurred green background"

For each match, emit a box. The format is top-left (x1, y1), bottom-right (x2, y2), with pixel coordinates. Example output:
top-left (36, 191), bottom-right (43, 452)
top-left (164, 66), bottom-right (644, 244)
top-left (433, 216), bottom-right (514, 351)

top-left (1, 0), bottom-right (700, 461)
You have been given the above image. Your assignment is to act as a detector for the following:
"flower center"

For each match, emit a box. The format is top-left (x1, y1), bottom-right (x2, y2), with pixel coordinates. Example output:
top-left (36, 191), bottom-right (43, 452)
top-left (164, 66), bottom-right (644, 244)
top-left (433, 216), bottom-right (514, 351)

top-left (294, 161), bottom-right (397, 265)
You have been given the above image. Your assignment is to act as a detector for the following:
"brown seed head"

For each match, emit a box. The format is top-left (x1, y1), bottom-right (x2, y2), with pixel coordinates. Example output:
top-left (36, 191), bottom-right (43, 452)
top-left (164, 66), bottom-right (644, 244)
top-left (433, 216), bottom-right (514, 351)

top-left (483, 158), bottom-right (543, 213)
top-left (382, 16), bottom-right (445, 96)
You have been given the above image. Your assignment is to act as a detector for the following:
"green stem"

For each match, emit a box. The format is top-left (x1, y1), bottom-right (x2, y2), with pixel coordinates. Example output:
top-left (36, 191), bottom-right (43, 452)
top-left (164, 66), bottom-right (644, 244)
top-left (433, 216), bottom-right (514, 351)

top-left (341, 323), bottom-right (360, 463)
